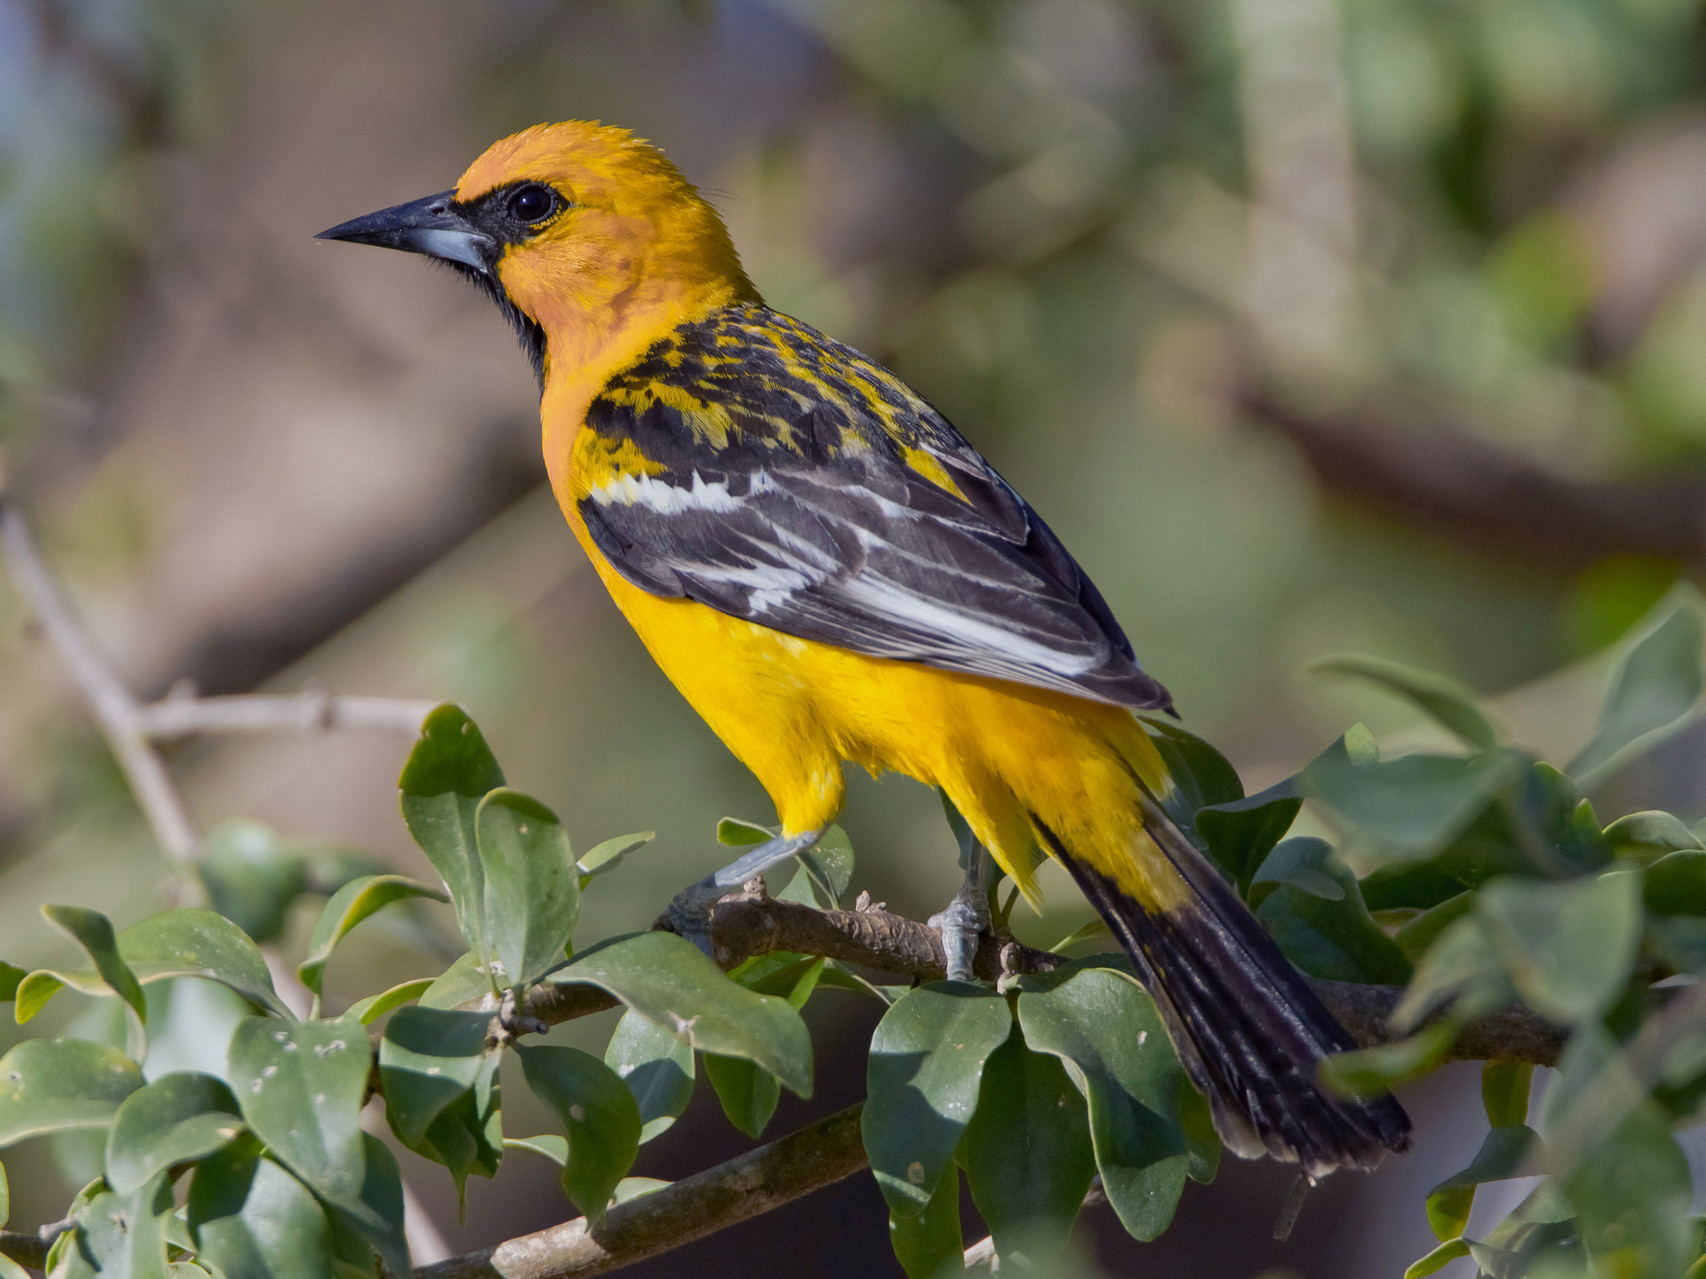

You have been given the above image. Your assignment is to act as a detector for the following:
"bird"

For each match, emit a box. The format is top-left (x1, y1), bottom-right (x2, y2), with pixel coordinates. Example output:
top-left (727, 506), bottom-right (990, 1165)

top-left (318, 120), bottom-right (1411, 1176)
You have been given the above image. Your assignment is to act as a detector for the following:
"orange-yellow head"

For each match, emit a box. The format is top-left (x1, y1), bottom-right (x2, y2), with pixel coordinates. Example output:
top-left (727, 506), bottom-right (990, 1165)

top-left (317, 121), bottom-right (757, 384)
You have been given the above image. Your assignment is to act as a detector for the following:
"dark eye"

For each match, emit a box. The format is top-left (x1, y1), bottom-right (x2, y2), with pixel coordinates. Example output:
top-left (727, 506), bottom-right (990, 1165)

top-left (509, 184), bottom-right (557, 224)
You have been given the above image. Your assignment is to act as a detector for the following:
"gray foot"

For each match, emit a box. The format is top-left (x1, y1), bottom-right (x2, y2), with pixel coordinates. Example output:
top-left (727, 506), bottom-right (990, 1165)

top-left (929, 815), bottom-right (993, 982)
top-left (667, 828), bottom-right (825, 955)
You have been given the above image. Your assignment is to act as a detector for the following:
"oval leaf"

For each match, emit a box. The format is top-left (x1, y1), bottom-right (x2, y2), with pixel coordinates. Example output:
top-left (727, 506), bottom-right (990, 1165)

top-left (228, 1016), bottom-right (371, 1205)
top-left (516, 1044), bottom-right (641, 1223)
top-left (862, 981), bottom-right (1011, 1218)
top-left (1310, 653), bottom-right (1498, 750)
top-left (399, 705), bottom-right (505, 962)
top-left (1570, 587), bottom-right (1705, 787)
top-left (0, 1038), bottom-right (142, 1145)
top-left (577, 832), bottom-right (655, 881)
top-left (1016, 965), bottom-right (1200, 1240)
top-left (298, 876), bottom-right (448, 1000)
top-left (189, 1139), bottom-right (335, 1279)
top-left (474, 789), bottom-right (579, 991)
top-left (963, 1030), bottom-right (1095, 1267)
top-left (42, 905), bottom-right (146, 1030)
top-left (549, 932), bottom-right (811, 1096)
top-left (106, 1072), bottom-right (243, 1194)
top-left (377, 1007), bottom-right (501, 1200)
top-left (605, 1010), bottom-right (694, 1144)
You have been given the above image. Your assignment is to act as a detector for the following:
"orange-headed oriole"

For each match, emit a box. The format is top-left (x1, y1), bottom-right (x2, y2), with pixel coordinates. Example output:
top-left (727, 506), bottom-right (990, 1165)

top-left (319, 121), bottom-right (1411, 1175)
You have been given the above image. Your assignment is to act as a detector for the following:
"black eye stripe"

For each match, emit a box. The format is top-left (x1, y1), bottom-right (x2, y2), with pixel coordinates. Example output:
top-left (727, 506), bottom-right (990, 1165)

top-left (453, 183), bottom-right (568, 245)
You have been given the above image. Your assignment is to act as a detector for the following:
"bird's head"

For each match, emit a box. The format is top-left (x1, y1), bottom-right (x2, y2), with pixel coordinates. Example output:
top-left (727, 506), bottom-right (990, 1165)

top-left (317, 121), bottom-right (757, 386)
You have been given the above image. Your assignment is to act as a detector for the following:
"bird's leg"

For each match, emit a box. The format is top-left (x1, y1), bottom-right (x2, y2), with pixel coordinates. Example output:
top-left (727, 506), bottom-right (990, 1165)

top-left (667, 828), bottom-right (825, 955)
top-left (930, 802), bottom-right (993, 983)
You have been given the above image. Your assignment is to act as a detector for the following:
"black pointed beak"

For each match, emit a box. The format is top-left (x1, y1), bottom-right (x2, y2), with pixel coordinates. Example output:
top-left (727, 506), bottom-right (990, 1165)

top-left (316, 190), bottom-right (495, 274)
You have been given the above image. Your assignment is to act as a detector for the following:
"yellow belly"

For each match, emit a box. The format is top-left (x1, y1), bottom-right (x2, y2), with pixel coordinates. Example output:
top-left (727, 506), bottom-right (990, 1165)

top-left (565, 508), bottom-right (1180, 909)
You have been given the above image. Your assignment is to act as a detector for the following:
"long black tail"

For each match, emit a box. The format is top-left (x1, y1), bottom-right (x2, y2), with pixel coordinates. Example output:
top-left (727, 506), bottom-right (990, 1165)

top-left (1040, 797), bottom-right (1411, 1176)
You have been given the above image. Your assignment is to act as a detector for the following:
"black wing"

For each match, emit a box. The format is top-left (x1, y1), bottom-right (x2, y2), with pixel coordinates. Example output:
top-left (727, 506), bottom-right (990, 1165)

top-left (576, 304), bottom-right (1172, 712)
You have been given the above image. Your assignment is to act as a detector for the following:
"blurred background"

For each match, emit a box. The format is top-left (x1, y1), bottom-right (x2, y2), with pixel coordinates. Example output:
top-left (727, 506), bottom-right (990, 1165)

top-left (3, 0), bottom-right (1706, 1274)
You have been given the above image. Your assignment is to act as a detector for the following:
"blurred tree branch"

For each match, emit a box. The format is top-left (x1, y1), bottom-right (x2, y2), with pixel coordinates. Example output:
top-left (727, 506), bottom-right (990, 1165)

top-left (1241, 385), bottom-right (1706, 572)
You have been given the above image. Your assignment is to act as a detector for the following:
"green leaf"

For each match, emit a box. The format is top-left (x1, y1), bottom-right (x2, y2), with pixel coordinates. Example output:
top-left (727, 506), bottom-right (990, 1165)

top-left (297, 876), bottom-right (448, 1000)
top-left (613, 1176), bottom-right (670, 1205)
top-left (703, 1053), bottom-right (780, 1139)
top-left (345, 978), bottom-right (435, 1026)
top-left (227, 1016), bottom-right (371, 1206)
top-left (0, 1251), bottom-right (24, 1279)
top-left (1015, 965), bottom-right (1199, 1240)
top-left (1137, 717), bottom-right (1243, 835)
top-left (576, 832), bottom-right (655, 883)
top-left (199, 821), bottom-right (307, 945)
top-left (1309, 653), bottom-right (1499, 750)
top-left (1254, 843), bottom-right (1413, 984)
top-left (1570, 585), bottom-right (1706, 787)
top-left (862, 981), bottom-right (1011, 1219)
top-left (516, 1045), bottom-right (640, 1222)
top-left (42, 905), bottom-right (147, 1031)
top-left (962, 1029), bottom-right (1095, 1268)
top-left (1405, 1237), bottom-right (1472, 1279)
top-left (605, 1010), bottom-right (694, 1144)
top-left (1392, 891), bottom-right (1474, 962)
top-left (106, 1072), bottom-right (243, 1194)
top-left (64, 1174), bottom-right (175, 1279)
top-left (1301, 743), bottom-right (1527, 860)
top-left (1645, 850), bottom-right (1706, 917)
top-left (1393, 915), bottom-right (1513, 1030)
top-left (717, 817), bottom-right (773, 845)
top-left (548, 932), bottom-right (812, 1096)
top-left (0, 1156), bottom-right (8, 1228)
top-left (377, 1007), bottom-right (500, 1202)
top-left (418, 952), bottom-right (491, 1011)
top-left (1477, 871), bottom-right (1643, 1023)
top-left (0, 1038), bottom-right (142, 1145)
top-left (0, 964), bottom-right (22, 1003)
top-left (189, 1138), bottom-right (335, 1279)
top-left (1566, 1103), bottom-right (1693, 1279)
top-left (1196, 784), bottom-right (1302, 897)
top-left (503, 1134), bottom-right (568, 1164)
top-left (1425, 1125), bottom-right (1539, 1240)
top-left (329, 1133), bottom-right (407, 1278)
top-left (776, 825), bottom-right (855, 909)
top-left (1320, 1022), bottom-right (1456, 1097)
top-left (888, 1166), bottom-right (962, 1279)
top-left (1604, 810), bottom-right (1702, 862)
top-left (24, 908), bottom-right (293, 1024)
top-left (1482, 1060), bottom-right (1534, 1129)
top-left (702, 953), bottom-right (824, 1138)
top-left (474, 789), bottom-right (580, 991)
top-left (1247, 836), bottom-right (1344, 906)
top-left (399, 704), bottom-right (506, 962)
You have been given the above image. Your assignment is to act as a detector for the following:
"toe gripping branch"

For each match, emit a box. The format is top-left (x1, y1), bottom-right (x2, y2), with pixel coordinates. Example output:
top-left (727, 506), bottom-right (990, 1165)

top-left (929, 802), bottom-right (994, 984)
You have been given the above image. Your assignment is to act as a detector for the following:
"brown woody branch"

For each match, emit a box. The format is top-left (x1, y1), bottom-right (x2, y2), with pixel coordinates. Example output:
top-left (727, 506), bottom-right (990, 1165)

top-left (412, 1104), bottom-right (868, 1279)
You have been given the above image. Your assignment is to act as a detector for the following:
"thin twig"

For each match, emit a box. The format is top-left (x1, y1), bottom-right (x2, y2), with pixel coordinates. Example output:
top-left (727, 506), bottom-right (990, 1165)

top-left (1, 487), bottom-right (449, 1265)
top-left (136, 689), bottom-right (435, 739)
top-left (410, 1104), bottom-right (868, 1279)
top-left (0, 492), bottom-right (201, 886)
